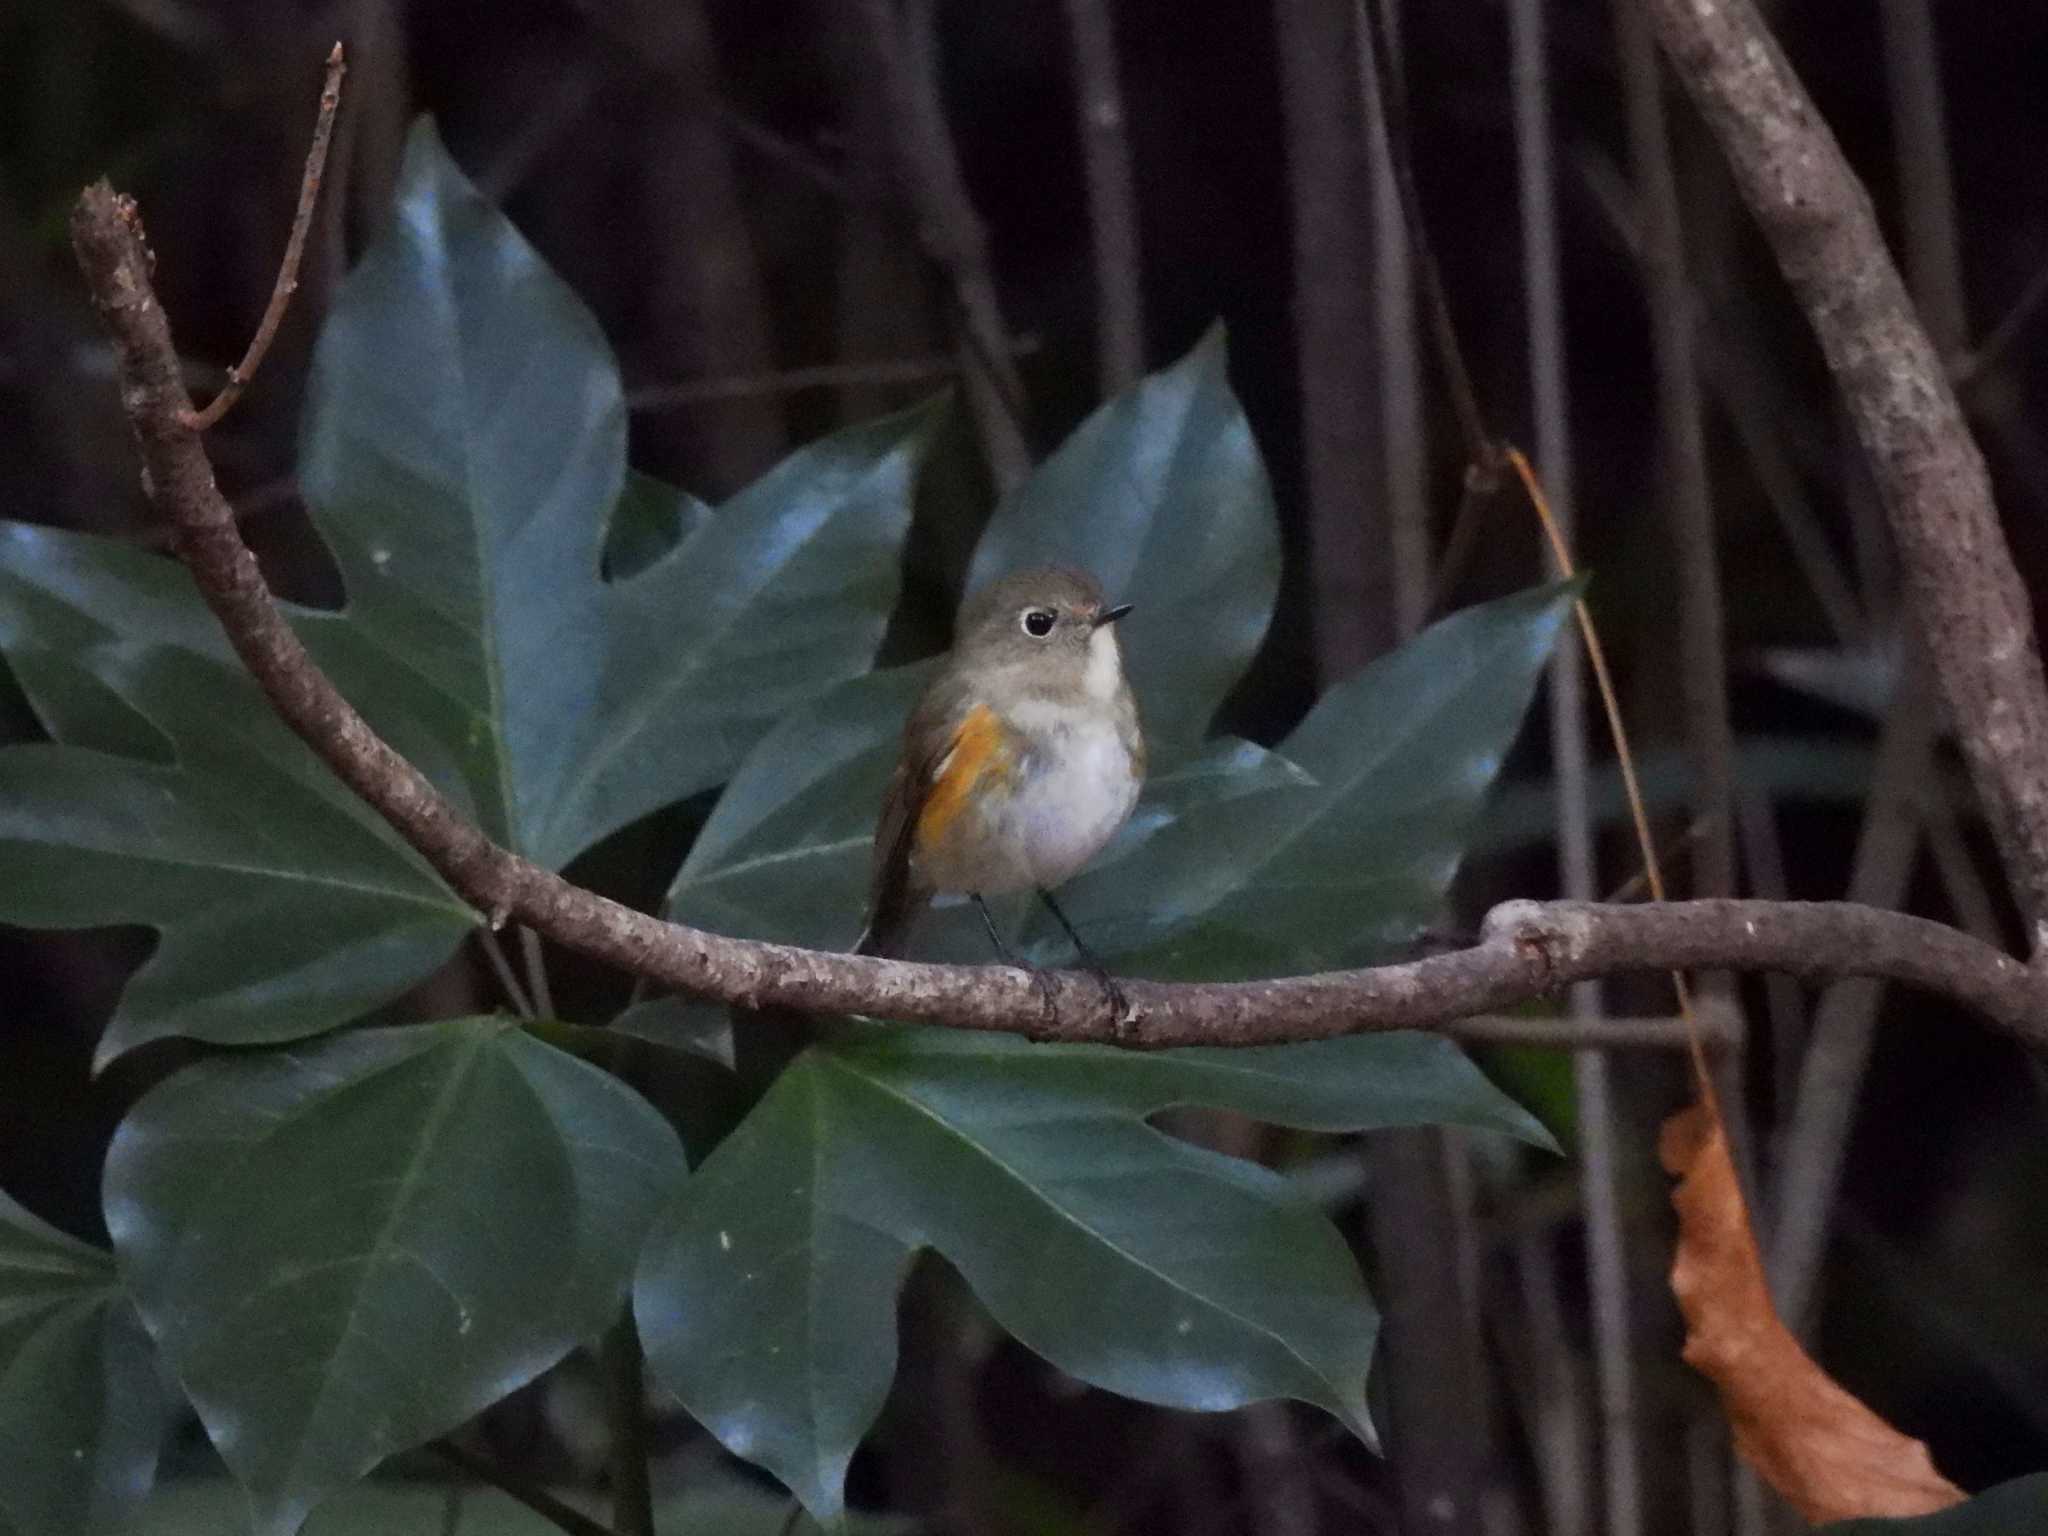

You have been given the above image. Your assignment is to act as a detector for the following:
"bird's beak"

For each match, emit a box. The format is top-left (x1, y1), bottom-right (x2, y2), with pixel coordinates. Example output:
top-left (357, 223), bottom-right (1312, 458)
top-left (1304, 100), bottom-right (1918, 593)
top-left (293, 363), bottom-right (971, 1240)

top-left (1093, 603), bottom-right (1134, 630)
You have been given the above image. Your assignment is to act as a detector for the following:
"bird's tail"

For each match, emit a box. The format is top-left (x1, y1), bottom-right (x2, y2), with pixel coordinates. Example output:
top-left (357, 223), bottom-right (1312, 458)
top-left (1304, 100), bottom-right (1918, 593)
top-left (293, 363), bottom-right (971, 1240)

top-left (854, 886), bottom-right (927, 958)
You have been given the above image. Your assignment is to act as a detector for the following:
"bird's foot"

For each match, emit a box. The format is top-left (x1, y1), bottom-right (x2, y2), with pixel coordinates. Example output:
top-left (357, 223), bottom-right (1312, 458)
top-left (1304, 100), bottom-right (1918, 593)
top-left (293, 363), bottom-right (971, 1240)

top-left (1026, 963), bottom-right (1061, 1023)
top-left (1080, 963), bottom-right (1130, 1037)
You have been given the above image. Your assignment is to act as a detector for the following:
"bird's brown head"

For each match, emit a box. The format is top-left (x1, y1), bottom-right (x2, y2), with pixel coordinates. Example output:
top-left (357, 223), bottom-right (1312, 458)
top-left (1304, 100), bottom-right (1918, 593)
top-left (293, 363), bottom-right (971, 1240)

top-left (951, 565), bottom-right (1133, 704)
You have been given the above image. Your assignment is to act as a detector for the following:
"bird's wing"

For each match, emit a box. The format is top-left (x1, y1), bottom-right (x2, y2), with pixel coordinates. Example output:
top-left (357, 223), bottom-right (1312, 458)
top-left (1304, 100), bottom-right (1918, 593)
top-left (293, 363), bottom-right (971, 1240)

top-left (856, 676), bottom-right (1001, 956)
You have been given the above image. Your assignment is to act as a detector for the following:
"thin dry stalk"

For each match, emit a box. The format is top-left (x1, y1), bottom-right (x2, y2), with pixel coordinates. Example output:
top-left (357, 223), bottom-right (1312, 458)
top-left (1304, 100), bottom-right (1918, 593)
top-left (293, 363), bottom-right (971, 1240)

top-left (1614, 0), bottom-right (1735, 908)
top-left (1277, 0), bottom-right (1387, 678)
top-left (1508, 0), bottom-right (1618, 1529)
top-left (856, 0), bottom-right (1031, 489)
top-left (181, 43), bottom-right (345, 432)
top-left (1062, 0), bottom-right (1145, 393)
top-left (1765, 644), bottom-right (1938, 1337)
top-left (1768, 0), bottom-right (1971, 1344)
top-left (1642, 0), bottom-right (2048, 956)
top-left (1359, 0), bottom-right (1429, 636)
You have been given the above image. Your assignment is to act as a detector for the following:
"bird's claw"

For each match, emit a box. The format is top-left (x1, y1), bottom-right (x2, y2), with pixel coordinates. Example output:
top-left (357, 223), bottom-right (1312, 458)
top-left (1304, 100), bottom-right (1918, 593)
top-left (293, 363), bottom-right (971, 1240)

top-left (1025, 964), bottom-right (1060, 1023)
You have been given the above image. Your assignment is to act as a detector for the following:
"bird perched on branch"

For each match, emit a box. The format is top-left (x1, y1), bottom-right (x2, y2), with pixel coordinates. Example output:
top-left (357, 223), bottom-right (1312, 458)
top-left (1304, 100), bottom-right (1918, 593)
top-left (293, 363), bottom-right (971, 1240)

top-left (856, 566), bottom-right (1143, 1010)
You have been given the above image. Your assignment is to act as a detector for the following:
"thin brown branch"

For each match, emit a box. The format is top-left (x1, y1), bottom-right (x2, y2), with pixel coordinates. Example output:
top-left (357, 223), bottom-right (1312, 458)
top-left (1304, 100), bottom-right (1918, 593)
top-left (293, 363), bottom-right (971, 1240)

top-left (1061, 0), bottom-right (1145, 394)
top-left (1877, 0), bottom-right (1968, 357)
top-left (1358, 0), bottom-right (1431, 640)
top-left (1735, 790), bottom-right (1810, 1108)
top-left (434, 1443), bottom-right (618, 1536)
top-left (624, 339), bottom-right (1039, 411)
top-left (1768, 675), bottom-right (1936, 1332)
top-left (1355, 0), bottom-right (1496, 478)
top-left (1277, 0), bottom-right (1388, 679)
top-left (717, 104), bottom-right (859, 204)
top-left (1564, 153), bottom-right (1875, 659)
top-left (1615, 0), bottom-right (1735, 907)
top-left (855, 0), bottom-right (1031, 490)
top-left (519, 925), bottom-right (556, 1019)
top-left (1510, 3), bottom-right (1641, 1520)
top-left (1572, 145), bottom-right (1869, 650)
top-left (601, 1311), bottom-right (654, 1536)
top-left (1356, 18), bottom-right (1490, 1531)
top-left (634, 3), bottom-right (789, 498)
top-left (1498, 1228), bottom-right (1594, 1536)
top-left (1767, 2), bottom-right (1967, 1347)
top-left (68, 179), bottom-right (2048, 1058)
top-left (1953, 253), bottom-right (2048, 389)
top-left (180, 43), bottom-right (345, 432)
top-left (478, 928), bottom-right (536, 1020)
top-left (1641, 0), bottom-right (2048, 958)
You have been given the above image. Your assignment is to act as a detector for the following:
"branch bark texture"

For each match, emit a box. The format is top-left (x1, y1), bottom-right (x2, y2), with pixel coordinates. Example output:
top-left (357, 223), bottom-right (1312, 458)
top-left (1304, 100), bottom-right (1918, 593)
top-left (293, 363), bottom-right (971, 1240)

top-left (1641, 0), bottom-right (2048, 953)
top-left (69, 179), bottom-right (2048, 1056)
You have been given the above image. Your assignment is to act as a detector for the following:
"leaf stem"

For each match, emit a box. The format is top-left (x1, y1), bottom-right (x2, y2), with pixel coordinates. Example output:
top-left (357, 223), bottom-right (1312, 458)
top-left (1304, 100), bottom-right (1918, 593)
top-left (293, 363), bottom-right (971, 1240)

top-left (520, 925), bottom-right (557, 1019)
top-left (434, 1442), bottom-right (618, 1536)
top-left (602, 1309), bottom-right (656, 1536)
top-left (477, 928), bottom-right (535, 1019)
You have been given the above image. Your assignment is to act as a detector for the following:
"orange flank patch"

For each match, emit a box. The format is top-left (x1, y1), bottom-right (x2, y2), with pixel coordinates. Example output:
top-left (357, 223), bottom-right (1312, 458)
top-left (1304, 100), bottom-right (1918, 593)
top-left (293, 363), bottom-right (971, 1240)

top-left (916, 704), bottom-right (1014, 855)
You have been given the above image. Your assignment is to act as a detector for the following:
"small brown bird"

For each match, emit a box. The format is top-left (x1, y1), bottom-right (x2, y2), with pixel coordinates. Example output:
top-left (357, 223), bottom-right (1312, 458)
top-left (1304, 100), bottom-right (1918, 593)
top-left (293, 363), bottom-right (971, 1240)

top-left (855, 566), bottom-right (1144, 993)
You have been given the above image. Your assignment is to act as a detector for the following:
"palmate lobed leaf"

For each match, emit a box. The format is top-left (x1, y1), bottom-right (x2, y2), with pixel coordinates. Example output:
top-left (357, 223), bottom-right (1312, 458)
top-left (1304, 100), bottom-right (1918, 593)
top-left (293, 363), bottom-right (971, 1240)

top-left (664, 325), bottom-right (1297, 957)
top-left (636, 1027), bottom-right (1551, 1525)
top-left (1045, 579), bottom-right (1581, 976)
top-left (0, 530), bottom-right (475, 1063)
top-left (669, 581), bottom-right (1576, 975)
top-left (0, 1192), bottom-right (164, 1536)
top-left (0, 118), bottom-right (929, 1060)
top-left (297, 119), bottom-right (933, 871)
top-left (641, 328), bottom-right (1574, 1525)
top-left (102, 1020), bottom-right (686, 1536)
top-left (965, 322), bottom-right (1280, 748)
top-left (664, 662), bottom-right (1311, 956)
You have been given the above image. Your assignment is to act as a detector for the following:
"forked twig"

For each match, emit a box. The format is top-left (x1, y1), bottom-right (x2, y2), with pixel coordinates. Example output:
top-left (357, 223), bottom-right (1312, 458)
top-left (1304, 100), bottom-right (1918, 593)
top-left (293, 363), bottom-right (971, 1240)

top-left (433, 1442), bottom-right (617, 1536)
top-left (179, 42), bottom-right (346, 432)
top-left (66, 145), bottom-right (2048, 1056)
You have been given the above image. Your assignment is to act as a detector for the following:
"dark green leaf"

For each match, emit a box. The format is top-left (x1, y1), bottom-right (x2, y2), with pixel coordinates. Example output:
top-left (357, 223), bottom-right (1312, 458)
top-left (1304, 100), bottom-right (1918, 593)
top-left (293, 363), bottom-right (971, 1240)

top-left (664, 664), bottom-right (933, 952)
top-left (0, 527), bottom-right (475, 1062)
top-left (104, 1019), bottom-right (685, 1536)
top-left (603, 471), bottom-right (713, 582)
top-left (0, 118), bottom-right (932, 1059)
top-left (665, 658), bottom-right (1310, 959)
top-left (136, 1471), bottom-right (907, 1536)
top-left (607, 994), bottom-right (735, 1069)
top-left (298, 120), bottom-right (931, 869)
top-left (637, 1025), bottom-right (1547, 1524)
top-left (1033, 581), bottom-right (1578, 976)
top-left (0, 1192), bottom-right (162, 1536)
top-left (1819, 1478), bottom-right (2048, 1533)
top-left (636, 1059), bottom-right (913, 1526)
top-left (966, 324), bottom-right (1279, 745)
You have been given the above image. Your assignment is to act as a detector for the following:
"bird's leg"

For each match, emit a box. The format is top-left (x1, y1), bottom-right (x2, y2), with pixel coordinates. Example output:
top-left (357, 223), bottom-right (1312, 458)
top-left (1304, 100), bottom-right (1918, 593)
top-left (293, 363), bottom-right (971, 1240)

top-left (1035, 889), bottom-right (1128, 1023)
top-left (972, 893), bottom-right (1057, 1019)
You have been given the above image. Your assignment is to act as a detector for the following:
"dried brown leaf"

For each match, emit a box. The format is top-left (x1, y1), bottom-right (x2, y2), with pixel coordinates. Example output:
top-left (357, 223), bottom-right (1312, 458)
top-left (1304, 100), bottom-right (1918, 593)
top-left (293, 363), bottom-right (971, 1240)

top-left (1661, 1101), bottom-right (1965, 1525)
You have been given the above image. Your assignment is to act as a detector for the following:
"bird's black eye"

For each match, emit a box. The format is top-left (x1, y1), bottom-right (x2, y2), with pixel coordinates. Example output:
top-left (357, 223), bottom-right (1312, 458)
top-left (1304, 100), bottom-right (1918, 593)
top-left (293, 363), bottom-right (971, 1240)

top-left (1021, 607), bottom-right (1057, 638)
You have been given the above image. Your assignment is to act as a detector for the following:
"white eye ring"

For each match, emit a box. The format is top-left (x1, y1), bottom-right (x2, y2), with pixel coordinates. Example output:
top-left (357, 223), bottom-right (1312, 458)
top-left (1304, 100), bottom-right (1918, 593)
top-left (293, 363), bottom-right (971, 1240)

top-left (1021, 607), bottom-right (1057, 638)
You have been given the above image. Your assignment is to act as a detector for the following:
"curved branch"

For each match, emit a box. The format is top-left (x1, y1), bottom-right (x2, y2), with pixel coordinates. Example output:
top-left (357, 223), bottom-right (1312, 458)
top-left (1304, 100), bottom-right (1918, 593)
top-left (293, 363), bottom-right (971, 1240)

top-left (1640, 0), bottom-right (2048, 955)
top-left (68, 180), bottom-right (2048, 1055)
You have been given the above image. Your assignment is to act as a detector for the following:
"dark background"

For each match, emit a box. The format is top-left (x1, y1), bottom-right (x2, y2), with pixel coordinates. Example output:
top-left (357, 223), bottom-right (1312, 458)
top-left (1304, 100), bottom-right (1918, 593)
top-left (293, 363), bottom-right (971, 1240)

top-left (5, 1), bottom-right (2048, 1532)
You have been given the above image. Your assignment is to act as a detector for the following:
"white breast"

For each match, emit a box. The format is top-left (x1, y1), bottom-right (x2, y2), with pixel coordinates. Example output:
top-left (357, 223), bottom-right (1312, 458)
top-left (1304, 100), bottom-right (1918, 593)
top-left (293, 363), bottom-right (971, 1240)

top-left (993, 701), bottom-right (1141, 891)
top-left (1084, 625), bottom-right (1123, 700)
